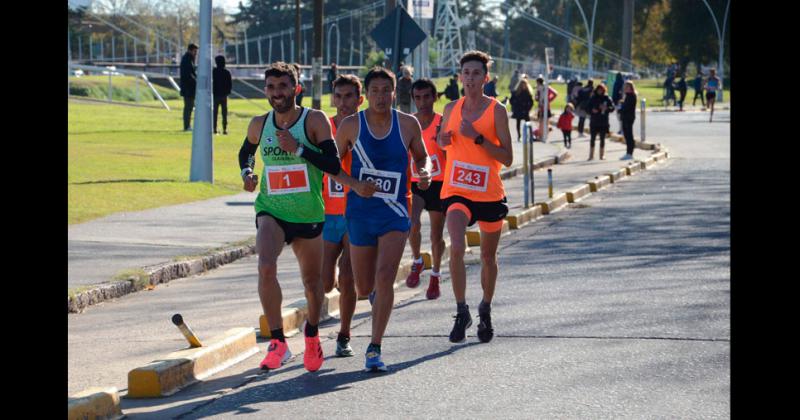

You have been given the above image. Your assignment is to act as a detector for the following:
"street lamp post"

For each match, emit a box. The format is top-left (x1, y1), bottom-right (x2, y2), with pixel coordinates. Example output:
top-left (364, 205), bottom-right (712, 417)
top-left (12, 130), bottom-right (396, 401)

top-left (700, 0), bottom-right (730, 101)
top-left (573, 0), bottom-right (598, 79)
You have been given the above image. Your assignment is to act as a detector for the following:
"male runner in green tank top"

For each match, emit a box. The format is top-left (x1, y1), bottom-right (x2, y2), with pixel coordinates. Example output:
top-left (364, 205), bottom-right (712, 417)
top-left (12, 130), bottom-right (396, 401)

top-left (238, 62), bottom-right (376, 373)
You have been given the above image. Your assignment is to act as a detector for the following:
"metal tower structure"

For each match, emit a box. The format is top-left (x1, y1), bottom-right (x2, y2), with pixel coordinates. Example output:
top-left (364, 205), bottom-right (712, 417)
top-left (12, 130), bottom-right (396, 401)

top-left (434, 0), bottom-right (464, 72)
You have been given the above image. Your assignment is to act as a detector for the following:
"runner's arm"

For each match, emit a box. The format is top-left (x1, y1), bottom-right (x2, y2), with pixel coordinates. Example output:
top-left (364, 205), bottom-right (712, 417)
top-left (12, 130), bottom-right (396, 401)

top-left (403, 114), bottom-right (431, 189)
top-left (331, 115), bottom-right (377, 197)
top-left (436, 101), bottom-right (456, 149)
top-left (483, 103), bottom-right (514, 167)
top-left (240, 116), bottom-right (264, 191)
top-left (296, 110), bottom-right (342, 175)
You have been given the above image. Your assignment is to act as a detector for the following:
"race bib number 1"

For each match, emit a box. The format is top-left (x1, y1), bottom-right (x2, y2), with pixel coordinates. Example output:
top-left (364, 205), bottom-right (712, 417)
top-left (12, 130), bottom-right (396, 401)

top-left (450, 160), bottom-right (489, 192)
top-left (359, 168), bottom-right (401, 200)
top-left (266, 164), bottom-right (310, 195)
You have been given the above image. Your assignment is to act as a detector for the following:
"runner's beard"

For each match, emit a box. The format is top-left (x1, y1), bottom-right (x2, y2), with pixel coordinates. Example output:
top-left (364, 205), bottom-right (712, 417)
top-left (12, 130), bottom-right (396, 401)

top-left (268, 95), bottom-right (296, 113)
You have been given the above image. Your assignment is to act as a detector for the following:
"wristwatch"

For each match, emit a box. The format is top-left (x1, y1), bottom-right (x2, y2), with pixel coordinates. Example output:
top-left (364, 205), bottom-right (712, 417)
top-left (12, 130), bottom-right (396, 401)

top-left (474, 134), bottom-right (485, 145)
top-left (294, 144), bottom-right (305, 157)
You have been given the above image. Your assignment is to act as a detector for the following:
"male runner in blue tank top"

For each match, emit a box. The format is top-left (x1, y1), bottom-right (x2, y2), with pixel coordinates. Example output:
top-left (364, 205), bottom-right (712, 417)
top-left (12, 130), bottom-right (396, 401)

top-left (334, 67), bottom-right (432, 372)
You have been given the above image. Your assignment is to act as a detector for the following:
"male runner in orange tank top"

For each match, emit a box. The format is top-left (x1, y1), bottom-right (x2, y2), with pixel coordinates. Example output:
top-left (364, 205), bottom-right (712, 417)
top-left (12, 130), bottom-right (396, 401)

top-left (405, 78), bottom-right (447, 300)
top-left (437, 51), bottom-right (514, 344)
top-left (322, 74), bottom-right (363, 357)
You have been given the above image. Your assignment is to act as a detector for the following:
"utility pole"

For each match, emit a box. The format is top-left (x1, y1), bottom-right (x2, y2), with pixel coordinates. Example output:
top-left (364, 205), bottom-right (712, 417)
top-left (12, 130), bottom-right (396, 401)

top-left (312, 0), bottom-right (323, 110)
top-left (295, 0), bottom-right (301, 65)
top-left (622, 0), bottom-right (633, 72)
top-left (190, 0), bottom-right (213, 183)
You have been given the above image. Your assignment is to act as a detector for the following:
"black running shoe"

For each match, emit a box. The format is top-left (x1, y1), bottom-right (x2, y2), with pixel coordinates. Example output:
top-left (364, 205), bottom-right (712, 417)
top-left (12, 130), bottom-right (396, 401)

top-left (477, 312), bottom-right (494, 343)
top-left (449, 311), bottom-right (473, 343)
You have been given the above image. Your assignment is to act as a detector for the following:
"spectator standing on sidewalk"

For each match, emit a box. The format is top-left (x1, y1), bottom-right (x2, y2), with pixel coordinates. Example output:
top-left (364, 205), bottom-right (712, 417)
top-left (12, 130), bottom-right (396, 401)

top-left (534, 76), bottom-right (557, 123)
top-left (293, 63), bottom-right (306, 106)
top-left (396, 66), bottom-right (414, 113)
top-left (569, 80), bottom-right (583, 106)
top-left (587, 83), bottom-right (614, 161)
top-left (509, 77), bottom-right (534, 142)
top-left (692, 70), bottom-right (705, 107)
top-left (619, 80), bottom-right (638, 160)
top-left (484, 75), bottom-right (499, 98)
top-left (612, 72), bottom-right (624, 134)
top-left (179, 43), bottom-right (198, 131)
top-left (509, 68), bottom-right (521, 94)
top-left (445, 73), bottom-right (461, 101)
top-left (675, 73), bottom-right (688, 111)
top-left (557, 103), bottom-right (575, 149)
top-left (212, 55), bottom-right (232, 135)
top-left (575, 79), bottom-right (594, 138)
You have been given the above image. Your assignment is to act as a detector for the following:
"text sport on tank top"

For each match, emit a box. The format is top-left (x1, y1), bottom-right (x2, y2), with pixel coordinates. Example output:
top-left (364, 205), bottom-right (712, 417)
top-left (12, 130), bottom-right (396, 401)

top-left (441, 97), bottom-right (506, 202)
top-left (410, 113), bottom-right (445, 183)
top-left (346, 109), bottom-right (411, 220)
top-left (322, 116), bottom-right (351, 216)
top-left (254, 107), bottom-right (325, 223)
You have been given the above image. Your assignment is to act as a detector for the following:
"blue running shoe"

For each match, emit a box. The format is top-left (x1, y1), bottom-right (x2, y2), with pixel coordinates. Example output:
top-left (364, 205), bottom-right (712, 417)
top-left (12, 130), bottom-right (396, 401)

top-left (368, 290), bottom-right (376, 306)
top-left (364, 345), bottom-right (387, 372)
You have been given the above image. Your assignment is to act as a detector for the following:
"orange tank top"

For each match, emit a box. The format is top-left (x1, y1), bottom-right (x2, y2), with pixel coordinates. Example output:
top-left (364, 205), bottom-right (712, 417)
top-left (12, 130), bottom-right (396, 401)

top-left (323, 116), bottom-right (351, 215)
top-left (441, 97), bottom-right (506, 202)
top-left (410, 113), bottom-right (445, 182)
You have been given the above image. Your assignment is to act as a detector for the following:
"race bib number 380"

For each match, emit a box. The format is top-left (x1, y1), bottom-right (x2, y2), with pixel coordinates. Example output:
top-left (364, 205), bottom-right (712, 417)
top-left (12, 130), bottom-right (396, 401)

top-left (266, 164), bottom-right (310, 195)
top-left (359, 168), bottom-right (401, 200)
top-left (450, 160), bottom-right (490, 192)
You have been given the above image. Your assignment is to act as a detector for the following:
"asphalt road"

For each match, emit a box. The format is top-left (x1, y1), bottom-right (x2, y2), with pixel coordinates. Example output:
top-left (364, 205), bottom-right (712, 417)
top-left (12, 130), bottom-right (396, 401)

top-left (118, 110), bottom-right (729, 418)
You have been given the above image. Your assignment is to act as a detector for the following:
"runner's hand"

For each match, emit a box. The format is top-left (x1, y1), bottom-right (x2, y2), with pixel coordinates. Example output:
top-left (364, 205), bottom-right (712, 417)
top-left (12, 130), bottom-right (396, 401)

top-left (243, 174), bottom-right (258, 192)
top-left (417, 168), bottom-right (431, 190)
top-left (276, 122), bottom-right (299, 153)
top-left (352, 180), bottom-right (378, 198)
top-left (438, 130), bottom-right (453, 148)
top-left (460, 119), bottom-right (479, 140)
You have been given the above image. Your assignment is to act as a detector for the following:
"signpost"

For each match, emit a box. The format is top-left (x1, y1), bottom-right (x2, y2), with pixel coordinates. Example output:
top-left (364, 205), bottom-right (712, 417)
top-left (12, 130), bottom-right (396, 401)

top-left (370, 5), bottom-right (427, 75)
top-left (541, 47), bottom-right (554, 144)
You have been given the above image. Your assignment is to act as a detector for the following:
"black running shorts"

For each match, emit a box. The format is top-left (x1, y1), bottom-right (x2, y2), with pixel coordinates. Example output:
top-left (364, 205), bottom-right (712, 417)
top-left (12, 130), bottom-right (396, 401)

top-left (256, 211), bottom-right (324, 244)
top-left (411, 181), bottom-right (444, 212)
top-left (442, 195), bottom-right (509, 227)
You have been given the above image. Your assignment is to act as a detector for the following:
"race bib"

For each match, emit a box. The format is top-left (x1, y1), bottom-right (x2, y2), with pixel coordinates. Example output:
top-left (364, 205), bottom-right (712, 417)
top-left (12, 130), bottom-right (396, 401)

top-left (410, 154), bottom-right (441, 178)
top-left (266, 164), bottom-right (310, 195)
top-left (327, 175), bottom-right (345, 198)
top-left (450, 160), bottom-right (489, 192)
top-left (359, 168), bottom-right (401, 200)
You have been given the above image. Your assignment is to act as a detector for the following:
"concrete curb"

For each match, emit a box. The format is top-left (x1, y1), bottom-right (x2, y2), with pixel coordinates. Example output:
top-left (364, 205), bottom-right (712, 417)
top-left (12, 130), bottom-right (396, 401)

top-left (69, 244), bottom-right (256, 314)
top-left (565, 184), bottom-right (592, 203)
top-left (506, 205), bottom-right (544, 230)
top-left (587, 175), bottom-right (612, 192)
top-left (538, 192), bottom-right (569, 215)
top-left (68, 387), bottom-right (124, 420)
top-left (127, 327), bottom-right (259, 398)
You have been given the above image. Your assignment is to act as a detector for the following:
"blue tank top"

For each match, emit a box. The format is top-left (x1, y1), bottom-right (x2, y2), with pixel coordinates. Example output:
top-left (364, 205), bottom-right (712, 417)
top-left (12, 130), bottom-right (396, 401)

top-left (346, 109), bottom-right (410, 220)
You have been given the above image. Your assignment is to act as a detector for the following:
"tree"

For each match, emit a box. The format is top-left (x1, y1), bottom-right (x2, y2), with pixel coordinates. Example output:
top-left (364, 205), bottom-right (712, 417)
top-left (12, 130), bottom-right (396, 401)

top-left (662, 0), bottom-right (730, 72)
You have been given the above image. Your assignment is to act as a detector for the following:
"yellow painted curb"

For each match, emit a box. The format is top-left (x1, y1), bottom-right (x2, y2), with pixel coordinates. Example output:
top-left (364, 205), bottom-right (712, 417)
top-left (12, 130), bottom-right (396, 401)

top-left (566, 184), bottom-right (591, 203)
top-left (538, 192), bottom-right (568, 214)
top-left (68, 387), bottom-right (123, 420)
top-left (641, 156), bottom-right (656, 169)
top-left (588, 175), bottom-right (612, 192)
top-left (506, 204), bottom-right (543, 229)
top-left (421, 252), bottom-right (433, 269)
top-left (127, 327), bottom-right (259, 398)
top-left (652, 151), bottom-right (667, 162)
top-left (625, 163), bottom-right (642, 176)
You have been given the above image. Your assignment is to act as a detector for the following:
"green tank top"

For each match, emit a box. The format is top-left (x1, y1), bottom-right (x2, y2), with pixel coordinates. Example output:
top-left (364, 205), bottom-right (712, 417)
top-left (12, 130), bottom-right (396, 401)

top-left (254, 107), bottom-right (324, 223)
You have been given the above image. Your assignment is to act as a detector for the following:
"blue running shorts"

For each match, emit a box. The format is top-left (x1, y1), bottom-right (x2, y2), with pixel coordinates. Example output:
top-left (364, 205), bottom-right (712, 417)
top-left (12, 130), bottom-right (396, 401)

top-left (346, 216), bottom-right (410, 247)
top-left (323, 214), bottom-right (348, 244)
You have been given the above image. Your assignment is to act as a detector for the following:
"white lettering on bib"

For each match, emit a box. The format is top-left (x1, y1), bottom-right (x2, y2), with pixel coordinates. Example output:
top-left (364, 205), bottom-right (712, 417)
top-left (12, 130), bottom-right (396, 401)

top-left (410, 154), bottom-right (441, 178)
top-left (450, 160), bottom-right (489, 192)
top-left (359, 168), bottom-right (402, 200)
top-left (327, 175), bottom-right (345, 198)
top-left (266, 164), bottom-right (310, 195)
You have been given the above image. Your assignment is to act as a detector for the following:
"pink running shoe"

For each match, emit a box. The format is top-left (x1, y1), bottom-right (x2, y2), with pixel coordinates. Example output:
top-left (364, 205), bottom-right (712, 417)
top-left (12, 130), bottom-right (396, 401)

top-left (426, 273), bottom-right (441, 300)
top-left (304, 335), bottom-right (324, 372)
top-left (406, 260), bottom-right (424, 288)
top-left (260, 339), bottom-right (291, 370)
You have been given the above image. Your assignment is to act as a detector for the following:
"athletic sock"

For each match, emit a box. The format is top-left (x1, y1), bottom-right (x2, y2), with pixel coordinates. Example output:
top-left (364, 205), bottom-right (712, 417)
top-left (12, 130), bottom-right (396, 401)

top-left (431, 270), bottom-right (440, 276)
top-left (478, 300), bottom-right (491, 315)
top-left (337, 332), bottom-right (350, 342)
top-left (414, 256), bottom-right (423, 264)
top-left (457, 302), bottom-right (469, 314)
top-left (305, 322), bottom-right (318, 338)
top-left (271, 328), bottom-right (286, 343)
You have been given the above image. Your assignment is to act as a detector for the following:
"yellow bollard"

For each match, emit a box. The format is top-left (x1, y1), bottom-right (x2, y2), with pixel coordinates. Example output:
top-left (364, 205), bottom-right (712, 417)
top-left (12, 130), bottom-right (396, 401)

top-left (171, 314), bottom-right (203, 348)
